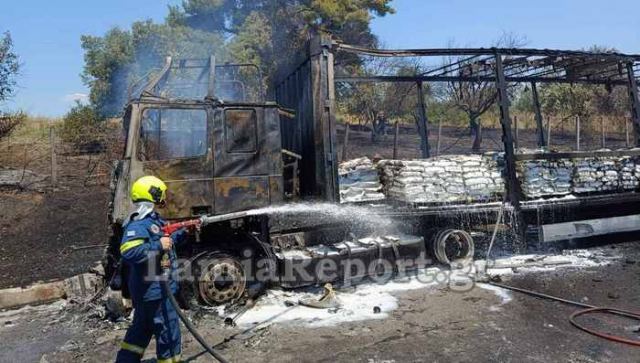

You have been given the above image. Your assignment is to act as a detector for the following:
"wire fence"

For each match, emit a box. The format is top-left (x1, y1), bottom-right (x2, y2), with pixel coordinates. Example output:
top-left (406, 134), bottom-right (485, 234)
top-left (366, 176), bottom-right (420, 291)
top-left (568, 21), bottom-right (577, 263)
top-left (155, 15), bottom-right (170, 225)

top-left (337, 113), bottom-right (635, 162)
top-left (0, 122), bottom-right (119, 191)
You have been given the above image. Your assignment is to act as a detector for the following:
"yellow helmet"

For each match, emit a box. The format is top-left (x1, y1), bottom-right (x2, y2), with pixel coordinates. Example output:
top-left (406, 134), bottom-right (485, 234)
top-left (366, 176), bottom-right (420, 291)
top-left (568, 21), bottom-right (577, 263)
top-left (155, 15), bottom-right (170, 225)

top-left (130, 176), bottom-right (167, 204)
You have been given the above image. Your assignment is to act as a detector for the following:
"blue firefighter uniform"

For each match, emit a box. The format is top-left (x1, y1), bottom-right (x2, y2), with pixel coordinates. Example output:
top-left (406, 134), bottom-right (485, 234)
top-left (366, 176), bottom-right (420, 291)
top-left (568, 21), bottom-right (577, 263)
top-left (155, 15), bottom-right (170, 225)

top-left (115, 211), bottom-right (186, 363)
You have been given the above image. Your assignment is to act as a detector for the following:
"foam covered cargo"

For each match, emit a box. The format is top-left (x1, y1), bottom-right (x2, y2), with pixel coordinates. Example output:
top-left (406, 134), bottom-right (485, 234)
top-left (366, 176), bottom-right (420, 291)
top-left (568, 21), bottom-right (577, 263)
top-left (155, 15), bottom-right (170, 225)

top-left (338, 157), bottom-right (385, 203)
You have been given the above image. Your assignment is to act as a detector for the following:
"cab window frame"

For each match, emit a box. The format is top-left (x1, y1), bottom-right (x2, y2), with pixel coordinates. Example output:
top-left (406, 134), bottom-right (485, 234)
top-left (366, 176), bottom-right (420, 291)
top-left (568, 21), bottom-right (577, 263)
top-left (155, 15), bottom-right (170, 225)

top-left (136, 106), bottom-right (209, 162)
top-left (223, 108), bottom-right (258, 154)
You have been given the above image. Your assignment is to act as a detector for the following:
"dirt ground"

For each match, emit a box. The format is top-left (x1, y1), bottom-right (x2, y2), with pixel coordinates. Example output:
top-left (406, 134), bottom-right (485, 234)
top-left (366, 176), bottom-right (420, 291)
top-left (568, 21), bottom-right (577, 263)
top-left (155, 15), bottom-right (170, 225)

top-left (0, 134), bottom-right (111, 288)
top-left (0, 188), bottom-right (109, 288)
top-left (1, 241), bottom-right (638, 363)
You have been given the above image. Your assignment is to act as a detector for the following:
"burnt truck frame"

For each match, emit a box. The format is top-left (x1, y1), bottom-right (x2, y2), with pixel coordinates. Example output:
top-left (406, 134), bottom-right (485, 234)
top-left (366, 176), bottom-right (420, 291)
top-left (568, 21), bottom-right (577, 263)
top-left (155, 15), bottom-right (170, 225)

top-left (107, 35), bottom-right (640, 306)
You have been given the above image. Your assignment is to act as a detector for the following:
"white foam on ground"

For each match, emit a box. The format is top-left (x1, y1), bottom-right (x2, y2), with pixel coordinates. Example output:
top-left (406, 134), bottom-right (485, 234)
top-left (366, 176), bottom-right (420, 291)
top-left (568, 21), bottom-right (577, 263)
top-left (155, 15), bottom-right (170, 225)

top-left (480, 247), bottom-right (618, 276)
top-left (217, 246), bottom-right (620, 328)
top-left (476, 283), bottom-right (513, 310)
top-left (217, 270), bottom-right (447, 328)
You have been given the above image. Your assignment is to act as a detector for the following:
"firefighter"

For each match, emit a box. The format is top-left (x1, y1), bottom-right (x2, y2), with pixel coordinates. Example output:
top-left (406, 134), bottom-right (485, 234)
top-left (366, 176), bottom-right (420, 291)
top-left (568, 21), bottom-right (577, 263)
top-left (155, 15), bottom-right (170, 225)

top-left (116, 176), bottom-right (186, 363)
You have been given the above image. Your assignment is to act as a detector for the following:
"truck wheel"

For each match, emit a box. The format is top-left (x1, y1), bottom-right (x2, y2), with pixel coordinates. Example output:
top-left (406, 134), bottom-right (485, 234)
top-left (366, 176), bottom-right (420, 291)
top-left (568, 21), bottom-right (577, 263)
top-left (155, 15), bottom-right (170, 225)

top-left (432, 229), bottom-right (474, 267)
top-left (194, 253), bottom-right (246, 306)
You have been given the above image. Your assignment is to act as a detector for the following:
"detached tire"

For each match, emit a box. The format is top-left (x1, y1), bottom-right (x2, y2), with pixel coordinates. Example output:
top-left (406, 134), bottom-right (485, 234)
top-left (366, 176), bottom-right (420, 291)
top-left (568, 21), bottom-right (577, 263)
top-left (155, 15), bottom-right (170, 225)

top-left (432, 229), bottom-right (474, 267)
top-left (191, 253), bottom-right (246, 306)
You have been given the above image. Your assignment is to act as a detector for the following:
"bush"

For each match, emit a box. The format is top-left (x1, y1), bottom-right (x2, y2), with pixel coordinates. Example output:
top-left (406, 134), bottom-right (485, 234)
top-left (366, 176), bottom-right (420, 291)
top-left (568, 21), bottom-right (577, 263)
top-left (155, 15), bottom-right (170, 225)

top-left (58, 103), bottom-right (105, 151)
top-left (0, 111), bottom-right (25, 140)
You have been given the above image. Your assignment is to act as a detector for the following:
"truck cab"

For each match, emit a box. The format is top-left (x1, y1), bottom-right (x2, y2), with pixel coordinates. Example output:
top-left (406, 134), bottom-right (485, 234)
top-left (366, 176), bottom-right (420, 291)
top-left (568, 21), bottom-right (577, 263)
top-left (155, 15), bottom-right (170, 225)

top-left (109, 57), bottom-right (285, 225)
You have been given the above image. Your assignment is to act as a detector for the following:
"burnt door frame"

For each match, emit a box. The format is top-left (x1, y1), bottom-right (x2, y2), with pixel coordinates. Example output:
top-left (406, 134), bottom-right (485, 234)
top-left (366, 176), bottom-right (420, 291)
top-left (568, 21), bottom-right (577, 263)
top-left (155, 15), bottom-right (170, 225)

top-left (127, 102), bottom-right (215, 219)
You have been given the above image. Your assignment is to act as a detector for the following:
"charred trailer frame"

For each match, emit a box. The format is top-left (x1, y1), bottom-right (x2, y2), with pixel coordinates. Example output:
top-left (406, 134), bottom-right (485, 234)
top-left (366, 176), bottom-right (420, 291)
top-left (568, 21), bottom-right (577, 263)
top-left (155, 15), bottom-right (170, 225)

top-left (275, 33), bottom-right (640, 252)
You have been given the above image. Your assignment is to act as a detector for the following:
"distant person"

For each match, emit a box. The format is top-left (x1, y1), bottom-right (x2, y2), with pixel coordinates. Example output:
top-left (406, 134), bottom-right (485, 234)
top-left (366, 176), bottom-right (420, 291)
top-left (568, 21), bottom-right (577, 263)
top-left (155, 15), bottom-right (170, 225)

top-left (116, 176), bottom-right (186, 363)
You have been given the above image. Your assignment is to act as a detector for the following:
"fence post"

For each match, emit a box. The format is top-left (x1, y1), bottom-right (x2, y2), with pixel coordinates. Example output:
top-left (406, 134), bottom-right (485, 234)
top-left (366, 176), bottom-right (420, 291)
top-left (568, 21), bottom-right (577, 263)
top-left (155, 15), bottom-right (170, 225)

top-left (514, 115), bottom-right (519, 150)
top-left (416, 81), bottom-right (431, 158)
top-left (531, 82), bottom-right (546, 147)
top-left (436, 119), bottom-right (442, 156)
top-left (393, 121), bottom-right (399, 159)
top-left (626, 117), bottom-right (630, 148)
top-left (601, 116), bottom-right (606, 149)
top-left (547, 116), bottom-right (552, 149)
top-left (341, 123), bottom-right (350, 162)
top-left (575, 116), bottom-right (580, 151)
top-left (50, 127), bottom-right (57, 187)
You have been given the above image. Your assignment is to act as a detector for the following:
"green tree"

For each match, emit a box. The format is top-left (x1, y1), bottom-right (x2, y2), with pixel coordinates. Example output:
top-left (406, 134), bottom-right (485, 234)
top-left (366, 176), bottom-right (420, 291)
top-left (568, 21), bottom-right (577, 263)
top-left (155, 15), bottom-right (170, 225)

top-left (81, 22), bottom-right (226, 117)
top-left (81, 28), bottom-right (133, 117)
top-left (0, 31), bottom-right (20, 104)
top-left (170, 0), bottom-right (394, 87)
top-left (81, 0), bottom-right (395, 116)
top-left (58, 103), bottom-right (105, 148)
top-left (438, 33), bottom-right (528, 152)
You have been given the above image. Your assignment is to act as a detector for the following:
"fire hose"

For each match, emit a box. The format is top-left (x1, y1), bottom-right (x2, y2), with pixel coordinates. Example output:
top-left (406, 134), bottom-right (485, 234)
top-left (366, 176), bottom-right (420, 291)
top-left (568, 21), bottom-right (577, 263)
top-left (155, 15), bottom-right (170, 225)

top-left (160, 218), bottom-right (230, 363)
top-left (160, 272), bottom-right (230, 363)
top-left (486, 281), bottom-right (640, 347)
top-left (480, 201), bottom-right (640, 347)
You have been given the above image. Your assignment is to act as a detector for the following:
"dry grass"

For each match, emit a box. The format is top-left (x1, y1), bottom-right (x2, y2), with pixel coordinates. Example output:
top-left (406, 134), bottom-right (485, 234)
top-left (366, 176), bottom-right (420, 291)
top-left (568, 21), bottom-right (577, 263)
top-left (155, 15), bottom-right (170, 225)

top-left (0, 115), bottom-right (122, 190)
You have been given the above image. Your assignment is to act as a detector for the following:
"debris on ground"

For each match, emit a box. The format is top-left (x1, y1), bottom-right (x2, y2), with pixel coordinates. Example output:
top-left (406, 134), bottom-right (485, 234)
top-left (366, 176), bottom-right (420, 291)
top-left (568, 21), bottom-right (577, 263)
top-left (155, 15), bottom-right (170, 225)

top-left (299, 283), bottom-right (341, 309)
top-left (0, 167), bottom-right (49, 191)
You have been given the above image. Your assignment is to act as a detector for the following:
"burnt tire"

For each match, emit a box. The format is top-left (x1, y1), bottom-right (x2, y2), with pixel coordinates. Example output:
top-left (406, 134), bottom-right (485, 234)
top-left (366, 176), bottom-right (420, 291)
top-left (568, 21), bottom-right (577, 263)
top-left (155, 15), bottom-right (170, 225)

top-left (432, 229), bottom-right (474, 267)
top-left (188, 252), bottom-right (247, 306)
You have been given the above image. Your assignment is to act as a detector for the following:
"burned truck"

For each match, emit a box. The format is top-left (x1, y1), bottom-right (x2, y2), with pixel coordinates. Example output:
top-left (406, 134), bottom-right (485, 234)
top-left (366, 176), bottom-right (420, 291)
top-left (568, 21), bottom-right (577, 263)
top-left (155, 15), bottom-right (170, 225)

top-left (107, 35), bottom-right (640, 306)
top-left (106, 53), bottom-right (426, 306)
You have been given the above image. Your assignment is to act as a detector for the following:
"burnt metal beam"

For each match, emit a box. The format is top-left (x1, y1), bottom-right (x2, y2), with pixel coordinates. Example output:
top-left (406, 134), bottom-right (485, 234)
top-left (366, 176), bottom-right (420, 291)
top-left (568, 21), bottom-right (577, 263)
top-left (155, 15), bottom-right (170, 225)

top-left (335, 43), bottom-right (640, 61)
top-left (416, 81), bottom-right (431, 158)
top-left (530, 82), bottom-right (546, 148)
top-left (142, 56), bottom-right (172, 97)
top-left (421, 55), bottom-right (483, 76)
top-left (495, 53), bottom-right (520, 208)
top-left (495, 52), bottom-right (525, 251)
top-left (334, 75), bottom-right (628, 86)
top-left (627, 62), bottom-right (640, 146)
top-left (515, 148), bottom-right (640, 161)
top-left (309, 33), bottom-right (339, 201)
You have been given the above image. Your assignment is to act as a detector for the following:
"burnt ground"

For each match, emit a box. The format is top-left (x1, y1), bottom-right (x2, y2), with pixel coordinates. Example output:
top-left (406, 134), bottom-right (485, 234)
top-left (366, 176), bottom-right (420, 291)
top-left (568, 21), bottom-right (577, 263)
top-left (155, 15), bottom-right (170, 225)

top-left (1, 241), bottom-right (638, 363)
top-left (0, 135), bottom-right (111, 288)
top-left (0, 188), bottom-right (109, 288)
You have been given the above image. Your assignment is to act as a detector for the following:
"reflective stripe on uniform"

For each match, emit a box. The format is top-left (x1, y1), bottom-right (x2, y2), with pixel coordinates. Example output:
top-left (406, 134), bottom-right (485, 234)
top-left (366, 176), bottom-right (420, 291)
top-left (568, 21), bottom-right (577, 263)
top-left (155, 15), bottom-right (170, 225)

top-left (120, 239), bottom-right (145, 254)
top-left (157, 355), bottom-right (181, 363)
top-left (120, 341), bottom-right (145, 355)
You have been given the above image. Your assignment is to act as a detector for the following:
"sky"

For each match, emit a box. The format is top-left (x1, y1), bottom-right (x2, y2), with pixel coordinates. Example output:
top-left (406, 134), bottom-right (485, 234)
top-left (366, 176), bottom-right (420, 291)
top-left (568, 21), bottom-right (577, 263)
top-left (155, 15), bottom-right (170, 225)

top-left (1, 0), bottom-right (639, 117)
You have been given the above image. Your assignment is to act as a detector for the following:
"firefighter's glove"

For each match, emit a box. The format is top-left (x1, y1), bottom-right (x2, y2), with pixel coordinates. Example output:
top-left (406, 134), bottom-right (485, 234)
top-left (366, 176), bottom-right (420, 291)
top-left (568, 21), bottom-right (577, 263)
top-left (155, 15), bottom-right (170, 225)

top-left (160, 237), bottom-right (174, 251)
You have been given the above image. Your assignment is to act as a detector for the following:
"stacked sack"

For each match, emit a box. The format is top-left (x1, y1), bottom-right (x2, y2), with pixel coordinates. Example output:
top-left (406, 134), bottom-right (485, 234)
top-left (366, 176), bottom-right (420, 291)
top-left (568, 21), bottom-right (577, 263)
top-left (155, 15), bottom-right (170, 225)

top-left (460, 154), bottom-right (504, 201)
top-left (517, 159), bottom-right (573, 198)
top-left (572, 157), bottom-right (619, 194)
top-left (338, 157), bottom-right (385, 203)
top-left (378, 160), bottom-right (434, 203)
top-left (378, 155), bottom-right (504, 204)
top-left (619, 157), bottom-right (640, 191)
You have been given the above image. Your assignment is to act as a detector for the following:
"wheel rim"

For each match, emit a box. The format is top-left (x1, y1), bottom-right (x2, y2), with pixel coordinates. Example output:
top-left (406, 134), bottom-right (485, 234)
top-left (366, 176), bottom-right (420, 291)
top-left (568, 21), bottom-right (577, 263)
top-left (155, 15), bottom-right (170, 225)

top-left (433, 229), bottom-right (474, 266)
top-left (196, 256), bottom-right (246, 306)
